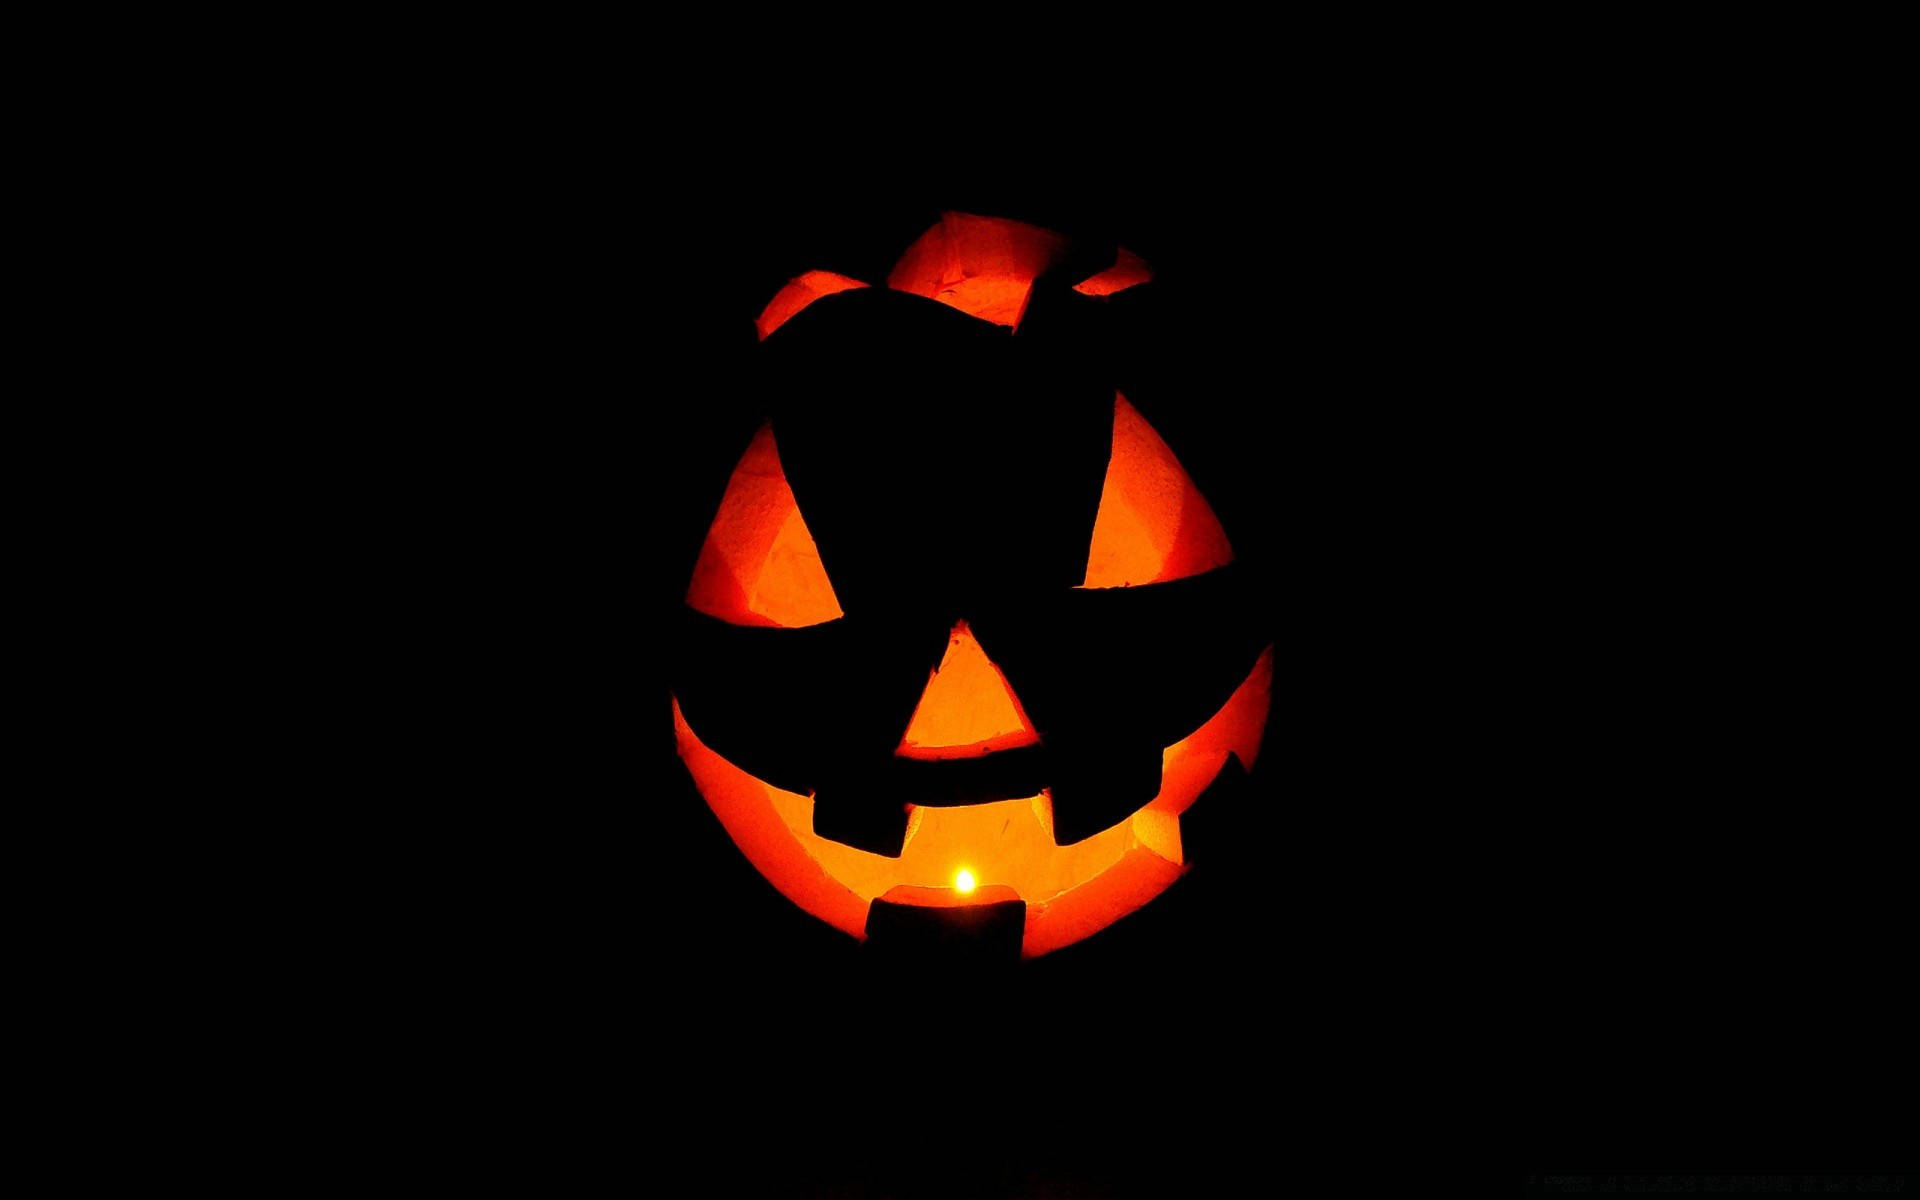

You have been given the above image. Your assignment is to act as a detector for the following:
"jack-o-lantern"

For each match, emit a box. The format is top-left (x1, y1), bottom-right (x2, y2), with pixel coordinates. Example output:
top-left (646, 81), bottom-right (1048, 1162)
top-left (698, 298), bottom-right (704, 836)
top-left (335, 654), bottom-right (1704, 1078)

top-left (673, 212), bottom-right (1271, 959)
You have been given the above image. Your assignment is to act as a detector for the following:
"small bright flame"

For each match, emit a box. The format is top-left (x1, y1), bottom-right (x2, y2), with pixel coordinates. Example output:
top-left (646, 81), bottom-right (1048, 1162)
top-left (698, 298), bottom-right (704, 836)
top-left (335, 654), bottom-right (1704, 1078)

top-left (954, 869), bottom-right (976, 894)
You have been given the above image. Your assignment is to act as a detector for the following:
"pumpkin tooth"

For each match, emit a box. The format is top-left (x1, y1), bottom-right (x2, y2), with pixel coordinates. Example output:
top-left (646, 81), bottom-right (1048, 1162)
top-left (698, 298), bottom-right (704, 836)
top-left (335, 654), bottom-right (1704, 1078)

top-left (863, 894), bottom-right (1025, 963)
top-left (809, 794), bottom-right (911, 858)
top-left (1047, 746), bottom-right (1165, 846)
top-left (1169, 753), bottom-right (1249, 869)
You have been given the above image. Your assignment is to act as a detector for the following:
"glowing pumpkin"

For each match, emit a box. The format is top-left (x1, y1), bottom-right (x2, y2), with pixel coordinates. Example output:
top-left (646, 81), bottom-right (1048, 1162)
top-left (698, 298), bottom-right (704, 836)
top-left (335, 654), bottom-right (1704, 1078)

top-left (673, 213), bottom-right (1271, 959)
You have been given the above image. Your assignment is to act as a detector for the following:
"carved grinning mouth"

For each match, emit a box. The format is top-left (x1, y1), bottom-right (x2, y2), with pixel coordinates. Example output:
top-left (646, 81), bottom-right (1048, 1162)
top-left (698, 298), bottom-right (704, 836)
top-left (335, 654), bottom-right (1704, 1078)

top-left (673, 644), bottom-right (1270, 959)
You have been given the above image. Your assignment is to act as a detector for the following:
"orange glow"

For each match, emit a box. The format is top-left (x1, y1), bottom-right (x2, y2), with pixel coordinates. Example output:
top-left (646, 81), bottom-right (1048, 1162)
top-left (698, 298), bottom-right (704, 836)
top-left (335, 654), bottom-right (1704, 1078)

top-left (685, 424), bottom-right (843, 627)
top-left (887, 212), bottom-right (1073, 327)
top-left (895, 621), bottom-right (1040, 760)
top-left (877, 880), bottom-right (1020, 909)
top-left (1081, 393), bottom-right (1235, 589)
top-left (1072, 246), bottom-right (1154, 297)
top-left (672, 645), bottom-right (1272, 956)
top-left (754, 269), bottom-right (869, 340)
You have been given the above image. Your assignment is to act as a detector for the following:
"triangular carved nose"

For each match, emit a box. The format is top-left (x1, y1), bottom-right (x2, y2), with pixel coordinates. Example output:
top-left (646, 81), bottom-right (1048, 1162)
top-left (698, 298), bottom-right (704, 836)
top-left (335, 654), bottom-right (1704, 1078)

top-left (895, 621), bottom-right (1040, 760)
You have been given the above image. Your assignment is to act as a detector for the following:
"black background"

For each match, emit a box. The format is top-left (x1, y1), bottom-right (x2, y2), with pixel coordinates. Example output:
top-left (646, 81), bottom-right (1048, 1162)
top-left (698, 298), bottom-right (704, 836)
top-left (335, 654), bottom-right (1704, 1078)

top-left (341, 129), bottom-right (1908, 1191)
top-left (395, 166), bottom-right (1454, 1190)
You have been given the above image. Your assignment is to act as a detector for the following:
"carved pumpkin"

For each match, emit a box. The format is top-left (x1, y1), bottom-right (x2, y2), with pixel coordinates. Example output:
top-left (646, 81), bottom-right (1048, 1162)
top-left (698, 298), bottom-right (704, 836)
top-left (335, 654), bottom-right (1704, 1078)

top-left (672, 213), bottom-right (1271, 959)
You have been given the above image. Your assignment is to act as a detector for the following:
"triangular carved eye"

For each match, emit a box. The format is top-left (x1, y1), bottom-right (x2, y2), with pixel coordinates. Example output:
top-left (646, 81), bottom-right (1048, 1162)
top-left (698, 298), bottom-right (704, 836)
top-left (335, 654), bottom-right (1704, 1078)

top-left (1081, 393), bottom-right (1235, 588)
top-left (685, 424), bottom-right (843, 627)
